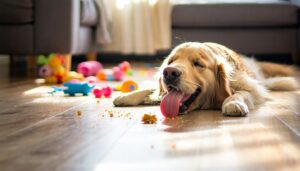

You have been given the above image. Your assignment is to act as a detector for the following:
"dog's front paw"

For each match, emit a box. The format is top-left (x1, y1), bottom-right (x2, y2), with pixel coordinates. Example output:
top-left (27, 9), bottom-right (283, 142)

top-left (113, 89), bottom-right (155, 106)
top-left (222, 101), bottom-right (249, 116)
top-left (113, 95), bottom-right (125, 106)
top-left (113, 94), bottom-right (141, 106)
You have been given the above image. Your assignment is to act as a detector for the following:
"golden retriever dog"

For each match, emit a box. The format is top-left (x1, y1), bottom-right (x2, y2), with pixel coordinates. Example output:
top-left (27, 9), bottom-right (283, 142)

top-left (113, 42), bottom-right (299, 117)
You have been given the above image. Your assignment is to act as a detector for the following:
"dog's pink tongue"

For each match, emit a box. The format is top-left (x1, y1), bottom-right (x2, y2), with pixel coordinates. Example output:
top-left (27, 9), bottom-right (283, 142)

top-left (160, 90), bottom-right (184, 118)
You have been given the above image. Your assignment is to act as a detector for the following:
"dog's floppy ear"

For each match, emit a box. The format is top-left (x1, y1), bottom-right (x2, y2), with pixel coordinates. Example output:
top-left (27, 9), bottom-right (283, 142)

top-left (158, 77), bottom-right (167, 95)
top-left (215, 64), bottom-right (232, 107)
top-left (157, 56), bottom-right (170, 96)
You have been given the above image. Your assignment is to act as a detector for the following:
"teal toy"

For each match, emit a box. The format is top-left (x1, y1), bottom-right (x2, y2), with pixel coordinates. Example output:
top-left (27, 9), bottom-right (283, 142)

top-left (63, 82), bottom-right (95, 96)
top-left (49, 82), bottom-right (95, 96)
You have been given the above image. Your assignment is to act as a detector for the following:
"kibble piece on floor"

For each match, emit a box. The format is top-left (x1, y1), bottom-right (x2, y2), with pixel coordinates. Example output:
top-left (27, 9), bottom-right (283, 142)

top-left (76, 110), bottom-right (82, 116)
top-left (141, 114), bottom-right (157, 124)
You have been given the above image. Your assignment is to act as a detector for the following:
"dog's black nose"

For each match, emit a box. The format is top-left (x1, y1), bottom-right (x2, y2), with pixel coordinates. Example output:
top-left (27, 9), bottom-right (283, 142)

top-left (163, 66), bottom-right (182, 83)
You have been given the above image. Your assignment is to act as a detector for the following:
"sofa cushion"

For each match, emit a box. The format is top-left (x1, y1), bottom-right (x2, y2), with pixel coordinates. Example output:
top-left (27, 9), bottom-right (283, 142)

top-left (172, 0), bottom-right (298, 27)
top-left (80, 0), bottom-right (98, 26)
top-left (0, 0), bottom-right (33, 24)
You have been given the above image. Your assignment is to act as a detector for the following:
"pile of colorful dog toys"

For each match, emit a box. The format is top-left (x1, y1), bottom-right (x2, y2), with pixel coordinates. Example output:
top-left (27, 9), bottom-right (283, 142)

top-left (41, 54), bottom-right (139, 97)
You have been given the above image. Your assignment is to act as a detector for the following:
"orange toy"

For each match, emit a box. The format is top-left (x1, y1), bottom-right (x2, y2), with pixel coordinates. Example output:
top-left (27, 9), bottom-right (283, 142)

top-left (96, 71), bottom-right (106, 80)
top-left (116, 80), bottom-right (138, 92)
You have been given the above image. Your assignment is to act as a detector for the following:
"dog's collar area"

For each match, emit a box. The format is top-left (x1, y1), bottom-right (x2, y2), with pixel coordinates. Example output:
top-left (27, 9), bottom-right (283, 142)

top-left (179, 88), bottom-right (201, 114)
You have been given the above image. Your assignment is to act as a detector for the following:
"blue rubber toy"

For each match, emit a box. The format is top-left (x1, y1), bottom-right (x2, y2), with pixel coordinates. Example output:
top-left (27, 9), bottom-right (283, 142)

top-left (49, 82), bottom-right (95, 96)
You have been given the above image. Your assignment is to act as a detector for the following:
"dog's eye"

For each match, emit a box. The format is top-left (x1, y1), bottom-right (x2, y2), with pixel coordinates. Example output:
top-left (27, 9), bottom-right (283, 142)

top-left (193, 61), bottom-right (203, 67)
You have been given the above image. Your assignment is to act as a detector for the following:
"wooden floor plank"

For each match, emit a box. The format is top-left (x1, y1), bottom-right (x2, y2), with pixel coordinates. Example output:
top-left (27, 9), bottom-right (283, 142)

top-left (0, 95), bottom-right (91, 138)
top-left (0, 98), bottom-right (133, 171)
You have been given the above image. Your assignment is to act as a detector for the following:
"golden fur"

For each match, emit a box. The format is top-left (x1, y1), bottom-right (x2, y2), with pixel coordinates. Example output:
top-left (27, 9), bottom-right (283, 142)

top-left (114, 42), bottom-right (299, 116)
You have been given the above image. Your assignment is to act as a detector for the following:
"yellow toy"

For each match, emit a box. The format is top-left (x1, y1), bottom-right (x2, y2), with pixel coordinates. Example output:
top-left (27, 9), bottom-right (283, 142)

top-left (48, 55), bottom-right (62, 68)
top-left (52, 65), bottom-right (66, 76)
top-left (62, 71), bottom-right (84, 83)
top-left (45, 76), bottom-right (58, 84)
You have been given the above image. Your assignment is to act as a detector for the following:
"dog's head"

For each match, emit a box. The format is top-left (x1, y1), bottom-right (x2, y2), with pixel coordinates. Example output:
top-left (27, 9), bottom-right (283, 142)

top-left (159, 42), bottom-right (233, 116)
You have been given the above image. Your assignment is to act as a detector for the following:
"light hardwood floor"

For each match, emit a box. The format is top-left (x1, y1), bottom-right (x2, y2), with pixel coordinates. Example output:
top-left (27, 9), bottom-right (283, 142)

top-left (0, 66), bottom-right (300, 171)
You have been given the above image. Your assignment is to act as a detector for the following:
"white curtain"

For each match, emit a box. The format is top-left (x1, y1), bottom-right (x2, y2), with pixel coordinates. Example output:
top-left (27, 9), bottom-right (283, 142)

top-left (98, 0), bottom-right (172, 55)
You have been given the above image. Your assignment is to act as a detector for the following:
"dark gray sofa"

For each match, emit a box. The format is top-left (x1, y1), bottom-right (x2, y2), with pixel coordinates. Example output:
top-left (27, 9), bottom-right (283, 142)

top-left (1, 0), bottom-right (300, 66)
top-left (0, 0), bottom-right (98, 55)
top-left (172, 0), bottom-right (300, 64)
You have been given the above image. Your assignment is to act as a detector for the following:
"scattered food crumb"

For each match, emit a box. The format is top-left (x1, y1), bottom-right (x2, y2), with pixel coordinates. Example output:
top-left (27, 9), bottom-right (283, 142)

top-left (96, 100), bottom-right (100, 104)
top-left (150, 145), bottom-right (154, 149)
top-left (142, 114), bottom-right (157, 124)
top-left (103, 109), bottom-right (134, 119)
top-left (171, 144), bottom-right (176, 149)
top-left (76, 110), bottom-right (82, 116)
